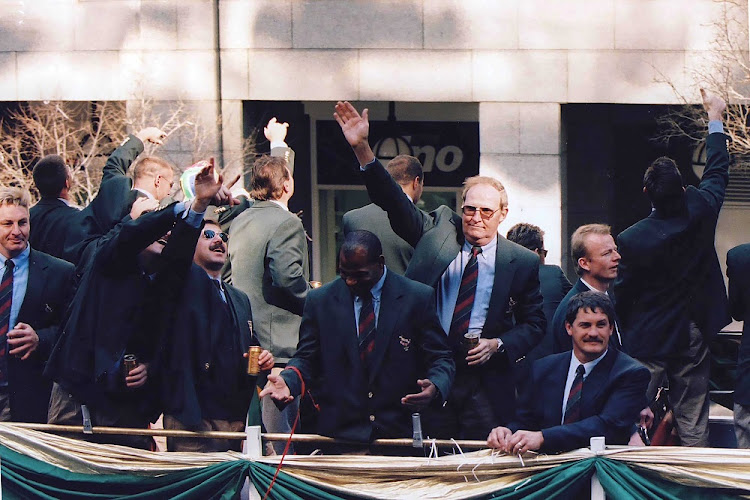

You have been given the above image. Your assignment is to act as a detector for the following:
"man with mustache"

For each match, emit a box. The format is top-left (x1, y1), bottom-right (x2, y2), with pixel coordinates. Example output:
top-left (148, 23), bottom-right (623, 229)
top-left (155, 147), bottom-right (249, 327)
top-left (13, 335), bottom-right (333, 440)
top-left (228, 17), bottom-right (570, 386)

top-left (159, 218), bottom-right (274, 452)
top-left (46, 163), bottom-right (227, 449)
top-left (487, 291), bottom-right (649, 456)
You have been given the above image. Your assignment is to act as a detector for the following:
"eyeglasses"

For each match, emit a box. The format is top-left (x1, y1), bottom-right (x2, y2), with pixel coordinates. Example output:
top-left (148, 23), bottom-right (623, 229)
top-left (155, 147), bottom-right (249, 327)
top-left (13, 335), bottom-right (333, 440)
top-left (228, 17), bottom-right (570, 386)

top-left (461, 205), bottom-right (500, 220)
top-left (538, 249), bottom-right (548, 257)
top-left (157, 174), bottom-right (175, 189)
top-left (202, 229), bottom-right (228, 242)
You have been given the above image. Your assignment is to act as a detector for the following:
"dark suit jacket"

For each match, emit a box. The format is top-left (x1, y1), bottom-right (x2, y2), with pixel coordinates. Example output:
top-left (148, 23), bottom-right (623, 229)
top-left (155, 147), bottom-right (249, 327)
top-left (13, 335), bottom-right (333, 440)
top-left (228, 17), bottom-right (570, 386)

top-left (528, 264), bottom-right (572, 361)
top-left (6, 249), bottom-right (75, 422)
top-left (29, 198), bottom-right (78, 260)
top-left (46, 204), bottom-right (200, 413)
top-left (281, 272), bottom-right (455, 443)
top-left (727, 244), bottom-right (750, 406)
top-left (228, 200), bottom-right (310, 364)
top-left (615, 132), bottom-right (731, 359)
top-left (362, 159), bottom-right (545, 422)
top-left (63, 135), bottom-right (144, 268)
top-left (161, 265), bottom-right (259, 428)
top-left (510, 349), bottom-right (650, 452)
top-left (342, 203), bottom-right (413, 275)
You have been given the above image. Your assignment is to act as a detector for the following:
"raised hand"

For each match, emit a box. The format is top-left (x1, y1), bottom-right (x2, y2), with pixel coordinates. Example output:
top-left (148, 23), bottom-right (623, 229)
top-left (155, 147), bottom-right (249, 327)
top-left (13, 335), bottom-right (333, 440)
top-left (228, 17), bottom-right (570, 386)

top-left (333, 101), bottom-right (376, 166)
top-left (264, 117), bottom-right (290, 143)
top-left (135, 127), bottom-right (167, 146)
top-left (193, 158), bottom-right (223, 213)
top-left (701, 88), bottom-right (726, 122)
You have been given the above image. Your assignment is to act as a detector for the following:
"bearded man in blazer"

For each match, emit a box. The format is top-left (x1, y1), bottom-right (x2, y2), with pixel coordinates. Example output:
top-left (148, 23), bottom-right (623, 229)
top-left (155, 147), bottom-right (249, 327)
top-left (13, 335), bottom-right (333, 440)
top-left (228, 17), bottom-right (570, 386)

top-left (0, 188), bottom-right (75, 423)
top-left (334, 101), bottom-right (545, 439)
top-left (261, 231), bottom-right (454, 449)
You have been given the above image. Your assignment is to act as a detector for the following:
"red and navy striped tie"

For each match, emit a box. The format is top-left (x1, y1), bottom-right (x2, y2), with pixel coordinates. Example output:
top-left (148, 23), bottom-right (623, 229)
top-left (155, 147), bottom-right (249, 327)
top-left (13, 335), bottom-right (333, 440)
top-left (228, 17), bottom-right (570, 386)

top-left (0, 260), bottom-right (15, 386)
top-left (564, 364), bottom-right (585, 424)
top-left (449, 245), bottom-right (482, 344)
top-left (358, 292), bottom-right (376, 364)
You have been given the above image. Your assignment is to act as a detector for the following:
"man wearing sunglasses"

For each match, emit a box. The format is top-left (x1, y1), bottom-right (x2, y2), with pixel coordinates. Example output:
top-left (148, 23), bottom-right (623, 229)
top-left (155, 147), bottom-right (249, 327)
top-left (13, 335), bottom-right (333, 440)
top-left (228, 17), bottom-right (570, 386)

top-left (160, 219), bottom-right (274, 452)
top-left (334, 102), bottom-right (545, 440)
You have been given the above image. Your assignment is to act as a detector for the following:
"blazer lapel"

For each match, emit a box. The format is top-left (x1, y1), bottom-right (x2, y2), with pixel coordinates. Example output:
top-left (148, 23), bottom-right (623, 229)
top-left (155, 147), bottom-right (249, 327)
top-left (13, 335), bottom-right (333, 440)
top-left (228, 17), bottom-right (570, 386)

top-left (485, 236), bottom-right (516, 327)
top-left (581, 349), bottom-right (617, 417)
top-left (17, 250), bottom-right (45, 322)
top-left (548, 357), bottom-right (569, 426)
top-left (366, 273), bottom-right (403, 384)
top-left (333, 280), bottom-right (360, 368)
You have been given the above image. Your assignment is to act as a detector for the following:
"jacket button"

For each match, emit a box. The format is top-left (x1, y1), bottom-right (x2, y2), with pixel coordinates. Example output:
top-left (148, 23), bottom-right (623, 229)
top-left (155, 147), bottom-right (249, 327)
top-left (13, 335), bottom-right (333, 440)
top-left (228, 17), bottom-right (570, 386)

top-left (204, 363), bottom-right (210, 371)
top-left (369, 415), bottom-right (375, 422)
top-left (368, 392), bottom-right (373, 399)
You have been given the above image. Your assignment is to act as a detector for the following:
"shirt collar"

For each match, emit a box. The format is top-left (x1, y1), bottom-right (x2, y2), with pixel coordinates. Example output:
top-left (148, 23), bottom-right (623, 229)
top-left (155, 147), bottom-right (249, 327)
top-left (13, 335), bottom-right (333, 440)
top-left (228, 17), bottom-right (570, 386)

top-left (356, 267), bottom-right (388, 302)
top-left (463, 234), bottom-right (498, 255)
top-left (580, 277), bottom-right (610, 294)
top-left (0, 245), bottom-right (30, 268)
top-left (133, 188), bottom-right (155, 200)
top-left (570, 348), bottom-right (608, 377)
top-left (270, 199), bottom-right (289, 211)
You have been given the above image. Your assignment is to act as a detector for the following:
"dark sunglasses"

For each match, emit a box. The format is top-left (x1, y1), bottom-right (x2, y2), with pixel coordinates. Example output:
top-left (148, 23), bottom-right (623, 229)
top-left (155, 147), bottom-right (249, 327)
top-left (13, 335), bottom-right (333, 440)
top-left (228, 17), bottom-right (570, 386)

top-left (203, 229), bottom-right (228, 242)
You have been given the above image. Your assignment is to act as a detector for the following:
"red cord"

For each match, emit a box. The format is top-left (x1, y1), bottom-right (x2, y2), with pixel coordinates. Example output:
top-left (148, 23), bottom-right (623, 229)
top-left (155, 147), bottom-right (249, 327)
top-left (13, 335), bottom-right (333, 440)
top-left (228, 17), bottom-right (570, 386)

top-left (262, 366), bottom-right (305, 500)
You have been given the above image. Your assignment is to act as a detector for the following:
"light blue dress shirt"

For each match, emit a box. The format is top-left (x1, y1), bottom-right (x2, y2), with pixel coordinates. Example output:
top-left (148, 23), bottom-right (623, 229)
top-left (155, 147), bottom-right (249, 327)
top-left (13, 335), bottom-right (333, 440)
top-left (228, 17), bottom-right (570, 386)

top-left (0, 245), bottom-right (30, 332)
top-left (353, 267), bottom-right (387, 335)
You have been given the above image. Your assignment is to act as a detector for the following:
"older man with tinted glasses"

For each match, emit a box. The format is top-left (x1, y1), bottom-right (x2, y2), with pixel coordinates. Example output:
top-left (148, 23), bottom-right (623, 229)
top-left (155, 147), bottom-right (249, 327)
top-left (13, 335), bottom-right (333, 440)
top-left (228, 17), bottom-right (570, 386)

top-left (334, 101), bottom-right (545, 440)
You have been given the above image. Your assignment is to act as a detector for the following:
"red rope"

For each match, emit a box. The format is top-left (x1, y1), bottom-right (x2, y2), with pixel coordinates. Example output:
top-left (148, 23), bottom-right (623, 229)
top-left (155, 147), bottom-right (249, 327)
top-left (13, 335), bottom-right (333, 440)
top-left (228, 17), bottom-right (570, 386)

top-left (262, 366), bottom-right (305, 500)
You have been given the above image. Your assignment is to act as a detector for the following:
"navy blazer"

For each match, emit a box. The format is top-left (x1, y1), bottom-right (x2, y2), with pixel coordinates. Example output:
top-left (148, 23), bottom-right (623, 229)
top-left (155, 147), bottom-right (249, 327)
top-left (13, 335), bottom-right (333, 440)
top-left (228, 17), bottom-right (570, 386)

top-left (510, 349), bottom-right (650, 452)
top-left (6, 249), bottom-right (75, 422)
top-left (615, 132), bottom-right (731, 358)
top-left (727, 244), bottom-right (750, 406)
top-left (281, 272), bottom-right (455, 443)
top-left (29, 198), bottom-right (78, 261)
top-left (160, 265), bottom-right (258, 428)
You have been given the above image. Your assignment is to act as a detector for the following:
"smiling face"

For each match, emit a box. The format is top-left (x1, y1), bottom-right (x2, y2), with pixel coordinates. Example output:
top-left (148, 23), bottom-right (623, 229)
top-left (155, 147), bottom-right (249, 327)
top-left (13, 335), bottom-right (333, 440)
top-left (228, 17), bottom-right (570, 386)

top-left (194, 221), bottom-right (227, 275)
top-left (566, 307), bottom-right (612, 363)
top-left (461, 184), bottom-right (508, 247)
top-left (0, 203), bottom-right (29, 259)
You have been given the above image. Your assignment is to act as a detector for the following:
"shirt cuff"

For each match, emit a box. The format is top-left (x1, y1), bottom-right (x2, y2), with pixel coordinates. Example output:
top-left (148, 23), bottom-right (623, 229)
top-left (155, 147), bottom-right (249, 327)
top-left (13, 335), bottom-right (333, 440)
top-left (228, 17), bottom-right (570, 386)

top-left (708, 120), bottom-right (724, 134)
top-left (359, 157), bottom-right (377, 172)
top-left (270, 140), bottom-right (288, 150)
top-left (173, 201), bottom-right (205, 228)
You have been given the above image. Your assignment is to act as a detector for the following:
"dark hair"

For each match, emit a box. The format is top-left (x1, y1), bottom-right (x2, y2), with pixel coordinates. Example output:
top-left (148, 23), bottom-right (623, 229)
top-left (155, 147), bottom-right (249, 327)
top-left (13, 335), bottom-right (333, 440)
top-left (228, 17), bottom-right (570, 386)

top-left (32, 155), bottom-right (68, 198)
top-left (643, 157), bottom-right (685, 214)
top-left (249, 155), bottom-right (289, 201)
top-left (506, 223), bottom-right (544, 251)
top-left (340, 230), bottom-right (382, 263)
top-left (386, 155), bottom-right (423, 185)
top-left (565, 291), bottom-right (616, 327)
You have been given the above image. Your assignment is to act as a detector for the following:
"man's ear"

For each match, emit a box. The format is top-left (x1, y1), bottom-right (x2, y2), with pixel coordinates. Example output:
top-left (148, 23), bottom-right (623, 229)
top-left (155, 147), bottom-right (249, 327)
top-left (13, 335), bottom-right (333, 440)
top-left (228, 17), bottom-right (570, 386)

top-left (578, 257), bottom-right (590, 273)
top-left (565, 322), bottom-right (573, 337)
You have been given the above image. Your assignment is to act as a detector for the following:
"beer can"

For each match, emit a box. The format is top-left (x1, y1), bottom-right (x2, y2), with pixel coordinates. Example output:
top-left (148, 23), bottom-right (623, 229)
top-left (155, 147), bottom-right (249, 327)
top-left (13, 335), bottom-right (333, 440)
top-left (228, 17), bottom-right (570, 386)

top-left (247, 346), bottom-right (262, 375)
top-left (123, 354), bottom-right (138, 377)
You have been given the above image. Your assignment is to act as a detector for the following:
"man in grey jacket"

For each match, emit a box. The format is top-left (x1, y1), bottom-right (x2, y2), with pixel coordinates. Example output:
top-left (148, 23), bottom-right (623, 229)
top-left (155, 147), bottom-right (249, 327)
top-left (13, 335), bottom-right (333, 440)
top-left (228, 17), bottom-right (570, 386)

top-left (228, 153), bottom-right (309, 454)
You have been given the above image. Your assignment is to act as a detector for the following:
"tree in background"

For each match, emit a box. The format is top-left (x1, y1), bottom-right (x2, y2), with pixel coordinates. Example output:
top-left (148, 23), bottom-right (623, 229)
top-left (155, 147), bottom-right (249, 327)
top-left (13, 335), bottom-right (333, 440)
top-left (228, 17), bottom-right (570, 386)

top-left (0, 99), bottom-right (255, 204)
top-left (657, 0), bottom-right (750, 158)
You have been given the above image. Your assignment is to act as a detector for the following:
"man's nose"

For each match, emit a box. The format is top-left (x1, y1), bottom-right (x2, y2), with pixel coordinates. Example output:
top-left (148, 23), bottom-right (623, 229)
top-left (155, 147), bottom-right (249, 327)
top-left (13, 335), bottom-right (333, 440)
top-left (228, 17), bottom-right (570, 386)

top-left (470, 210), bottom-right (483, 222)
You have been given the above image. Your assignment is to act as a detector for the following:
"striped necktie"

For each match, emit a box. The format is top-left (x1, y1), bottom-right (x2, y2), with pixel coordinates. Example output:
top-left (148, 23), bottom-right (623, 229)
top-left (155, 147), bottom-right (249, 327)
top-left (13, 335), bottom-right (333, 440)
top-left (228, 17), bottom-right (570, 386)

top-left (358, 292), bottom-right (376, 363)
top-left (449, 245), bottom-right (482, 344)
top-left (0, 260), bottom-right (15, 387)
top-left (564, 364), bottom-right (585, 424)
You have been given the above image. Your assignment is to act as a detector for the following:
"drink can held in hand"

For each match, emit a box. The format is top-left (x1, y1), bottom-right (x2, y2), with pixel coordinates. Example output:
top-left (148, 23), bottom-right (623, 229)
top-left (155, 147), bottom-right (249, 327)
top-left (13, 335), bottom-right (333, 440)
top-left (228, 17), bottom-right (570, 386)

top-left (123, 354), bottom-right (138, 378)
top-left (464, 331), bottom-right (480, 355)
top-left (247, 346), bottom-right (262, 375)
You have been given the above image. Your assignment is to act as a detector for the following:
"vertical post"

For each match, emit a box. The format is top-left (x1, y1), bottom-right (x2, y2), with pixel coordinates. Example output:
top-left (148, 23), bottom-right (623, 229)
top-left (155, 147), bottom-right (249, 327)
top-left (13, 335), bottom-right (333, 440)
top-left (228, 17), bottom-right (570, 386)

top-left (244, 425), bottom-right (262, 458)
top-left (243, 425), bottom-right (263, 500)
top-left (589, 436), bottom-right (605, 500)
